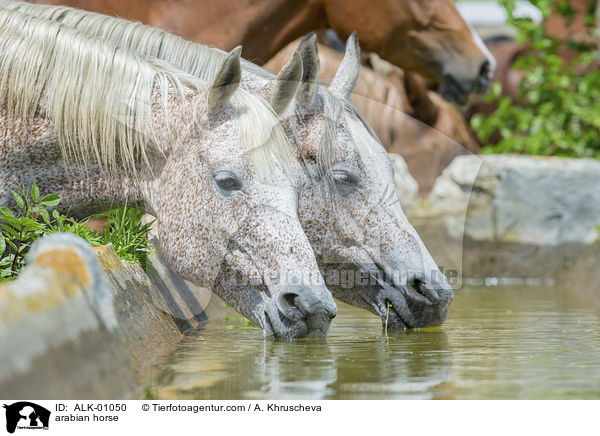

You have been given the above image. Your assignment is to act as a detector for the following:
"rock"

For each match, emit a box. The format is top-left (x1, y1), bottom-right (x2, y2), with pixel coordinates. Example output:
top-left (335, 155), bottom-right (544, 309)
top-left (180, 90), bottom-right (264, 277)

top-left (0, 233), bottom-right (218, 399)
top-left (430, 155), bottom-right (600, 246)
top-left (0, 233), bottom-right (137, 399)
top-left (389, 153), bottom-right (419, 210)
top-left (410, 155), bottom-right (600, 281)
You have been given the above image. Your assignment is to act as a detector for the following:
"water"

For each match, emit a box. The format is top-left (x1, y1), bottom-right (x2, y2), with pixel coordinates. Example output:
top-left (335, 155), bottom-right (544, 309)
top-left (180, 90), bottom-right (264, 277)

top-left (142, 286), bottom-right (600, 399)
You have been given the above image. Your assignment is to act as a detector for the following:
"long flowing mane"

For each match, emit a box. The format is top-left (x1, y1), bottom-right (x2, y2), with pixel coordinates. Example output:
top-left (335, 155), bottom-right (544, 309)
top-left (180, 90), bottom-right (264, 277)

top-left (0, 7), bottom-right (203, 173)
top-left (0, 6), bottom-right (295, 176)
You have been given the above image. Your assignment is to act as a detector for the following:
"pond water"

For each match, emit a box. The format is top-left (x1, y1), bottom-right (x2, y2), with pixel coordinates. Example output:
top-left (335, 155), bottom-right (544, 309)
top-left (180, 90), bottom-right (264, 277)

top-left (142, 286), bottom-right (600, 399)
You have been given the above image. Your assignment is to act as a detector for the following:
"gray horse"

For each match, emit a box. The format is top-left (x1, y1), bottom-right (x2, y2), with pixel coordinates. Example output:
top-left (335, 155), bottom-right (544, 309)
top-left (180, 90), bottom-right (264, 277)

top-left (0, 9), bottom-right (336, 338)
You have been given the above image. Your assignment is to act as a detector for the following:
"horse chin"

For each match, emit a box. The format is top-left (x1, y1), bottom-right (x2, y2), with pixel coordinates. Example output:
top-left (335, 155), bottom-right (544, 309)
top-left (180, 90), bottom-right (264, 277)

top-left (439, 81), bottom-right (469, 106)
top-left (263, 302), bottom-right (309, 340)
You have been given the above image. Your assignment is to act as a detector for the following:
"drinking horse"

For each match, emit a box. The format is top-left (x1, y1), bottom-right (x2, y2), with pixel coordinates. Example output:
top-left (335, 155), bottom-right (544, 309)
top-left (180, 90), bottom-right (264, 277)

top-left (0, 8), bottom-right (337, 338)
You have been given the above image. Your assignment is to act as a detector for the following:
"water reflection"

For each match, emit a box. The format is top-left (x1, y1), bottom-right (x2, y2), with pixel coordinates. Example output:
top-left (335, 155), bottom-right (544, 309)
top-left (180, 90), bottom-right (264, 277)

top-left (143, 286), bottom-right (600, 399)
top-left (144, 312), bottom-right (451, 399)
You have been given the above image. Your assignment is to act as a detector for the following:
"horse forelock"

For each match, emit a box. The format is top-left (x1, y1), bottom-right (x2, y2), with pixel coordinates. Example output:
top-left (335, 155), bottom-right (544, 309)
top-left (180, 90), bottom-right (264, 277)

top-left (227, 89), bottom-right (297, 180)
top-left (305, 88), bottom-right (381, 186)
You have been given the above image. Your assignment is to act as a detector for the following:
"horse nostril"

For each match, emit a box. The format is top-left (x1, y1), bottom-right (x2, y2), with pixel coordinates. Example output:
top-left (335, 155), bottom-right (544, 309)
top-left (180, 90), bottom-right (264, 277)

top-left (276, 287), bottom-right (337, 320)
top-left (479, 59), bottom-right (492, 80)
top-left (276, 290), bottom-right (303, 320)
top-left (282, 291), bottom-right (299, 310)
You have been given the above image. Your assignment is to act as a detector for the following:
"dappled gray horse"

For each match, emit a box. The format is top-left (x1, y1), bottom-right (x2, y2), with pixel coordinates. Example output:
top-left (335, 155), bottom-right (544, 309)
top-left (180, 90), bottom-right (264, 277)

top-left (286, 36), bottom-right (454, 328)
top-left (4, 1), bottom-right (454, 329)
top-left (0, 9), bottom-right (336, 338)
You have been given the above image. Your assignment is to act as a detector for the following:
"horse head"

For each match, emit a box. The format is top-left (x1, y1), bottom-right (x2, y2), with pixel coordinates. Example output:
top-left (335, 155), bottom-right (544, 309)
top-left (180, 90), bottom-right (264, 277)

top-left (279, 34), bottom-right (453, 329)
top-left (152, 49), bottom-right (336, 338)
top-left (323, 0), bottom-right (497, 104)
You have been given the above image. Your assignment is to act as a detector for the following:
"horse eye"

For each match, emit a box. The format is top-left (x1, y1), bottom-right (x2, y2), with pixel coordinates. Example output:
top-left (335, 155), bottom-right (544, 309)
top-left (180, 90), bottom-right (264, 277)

top-left (332, 169), bottom-right (357, 185)
top-left (331, 169), bottom-right (359, 193)
top-left (213, 171), bottom-right (242, 191)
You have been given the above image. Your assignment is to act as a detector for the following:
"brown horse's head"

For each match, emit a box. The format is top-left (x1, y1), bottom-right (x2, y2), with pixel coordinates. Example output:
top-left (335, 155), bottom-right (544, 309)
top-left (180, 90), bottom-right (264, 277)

top-left (324, 0), bottom-right (497, 104)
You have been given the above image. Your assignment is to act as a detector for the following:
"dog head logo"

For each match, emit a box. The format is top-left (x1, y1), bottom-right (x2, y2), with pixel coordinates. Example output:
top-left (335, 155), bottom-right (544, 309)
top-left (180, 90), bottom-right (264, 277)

top-left (3, 402), bottom-right (50, 434)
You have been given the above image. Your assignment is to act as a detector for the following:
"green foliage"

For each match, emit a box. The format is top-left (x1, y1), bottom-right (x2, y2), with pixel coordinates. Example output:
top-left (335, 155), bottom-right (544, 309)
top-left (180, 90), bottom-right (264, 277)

top-left (239, 316), bottom-right (253, 327)
top-left (470, 0), bottom-right (600, 158)
top-left (96, 207), bottom-right (154, 264)
top-left (0, 183), bottom-right (153, 279)
top-left (0, 183), bottom-right (62, 278)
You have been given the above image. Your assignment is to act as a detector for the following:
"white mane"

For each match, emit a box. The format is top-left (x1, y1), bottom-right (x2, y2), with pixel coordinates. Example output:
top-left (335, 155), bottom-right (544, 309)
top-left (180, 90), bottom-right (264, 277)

top-left (0, 6), bottom-right (294, 176)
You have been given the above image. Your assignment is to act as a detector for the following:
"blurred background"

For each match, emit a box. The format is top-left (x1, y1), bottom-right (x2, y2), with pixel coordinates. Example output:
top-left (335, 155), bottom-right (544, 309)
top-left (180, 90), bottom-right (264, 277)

top-left (31, 0), bottom-right (600, 195)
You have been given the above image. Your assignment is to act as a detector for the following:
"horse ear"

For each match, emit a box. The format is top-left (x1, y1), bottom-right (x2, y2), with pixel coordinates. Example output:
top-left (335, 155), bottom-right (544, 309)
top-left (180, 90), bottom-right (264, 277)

top-left (208, 46), bottom-right (242, 114)
top-left (329, 32), bottom-right (360, 100)
top-left (404, 71), bottom-right (439, 126)
top-left (268, 51), bottom-right (302, 115)
top-left (296, 32), bottom-right (320, 107)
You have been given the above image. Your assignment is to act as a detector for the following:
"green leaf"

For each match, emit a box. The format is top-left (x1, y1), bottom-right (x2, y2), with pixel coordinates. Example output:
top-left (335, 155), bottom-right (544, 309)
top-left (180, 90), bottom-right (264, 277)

top-left (31, 183), bottom-right (40, 203)
top-left (39, 194), bottom-right (61, 207)
top-left (1, 215), bottom-right (21, 229)
top-left (23, 223), bottom-right (42, 233)
top-left (11, 191), bottom-right (25, 210)
top-left (2, 226), bottom-right (20, 239)
top-left (6, 239), bottom-right (17, 251)
top-left (38, 207), bottom-right (50, 225)
top-left (19, 217), bottom-right (37, 227)
top-left (0, 233), bottom-right (5, 257)
top-left (0, 208), bottom-right (14, 218)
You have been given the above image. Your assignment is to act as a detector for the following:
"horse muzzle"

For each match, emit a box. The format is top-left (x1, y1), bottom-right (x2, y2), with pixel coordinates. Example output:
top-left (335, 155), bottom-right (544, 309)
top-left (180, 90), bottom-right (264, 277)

top-left (439, 57), bottom-right (496, 104)
top-left (265, 285), bottom-right (337, 339)
top-left (368, 272), bottom-right (454, 330)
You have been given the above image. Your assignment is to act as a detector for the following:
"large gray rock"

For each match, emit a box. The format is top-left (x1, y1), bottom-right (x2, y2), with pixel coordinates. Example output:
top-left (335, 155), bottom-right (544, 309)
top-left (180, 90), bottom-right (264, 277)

top-left (429, 155), bottom-right (600, 246)
top-left (409, 155), bottom-right (600, 281)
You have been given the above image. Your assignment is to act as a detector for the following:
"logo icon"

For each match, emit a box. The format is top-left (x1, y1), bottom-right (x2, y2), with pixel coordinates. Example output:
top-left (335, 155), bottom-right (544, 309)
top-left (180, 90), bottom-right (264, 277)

top-left (2, 402), bottom-right (50, 434)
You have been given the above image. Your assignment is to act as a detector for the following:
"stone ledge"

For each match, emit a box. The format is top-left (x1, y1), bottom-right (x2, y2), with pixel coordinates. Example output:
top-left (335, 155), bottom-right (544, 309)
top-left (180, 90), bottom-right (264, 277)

top-left (406, 154), bottom-right (600, 285)
top-left (0, 233), bottom-right (216, 399)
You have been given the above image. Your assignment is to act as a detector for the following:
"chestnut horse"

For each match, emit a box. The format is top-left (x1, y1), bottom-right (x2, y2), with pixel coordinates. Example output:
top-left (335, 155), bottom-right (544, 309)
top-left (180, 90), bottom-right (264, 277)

top-left (31, 0), bottom-right (496, 104)
top-left (266, 41), bottom-right (478, 194)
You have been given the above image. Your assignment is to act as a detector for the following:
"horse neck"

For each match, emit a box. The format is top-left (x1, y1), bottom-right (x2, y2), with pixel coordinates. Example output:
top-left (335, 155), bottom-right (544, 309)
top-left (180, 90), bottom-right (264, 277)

top-left (32, 0), bottom-right (329, 63)
top-left (156, 0), bottom-right (329, 63)
top-left (237, 0), bottom-right (328, 63)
